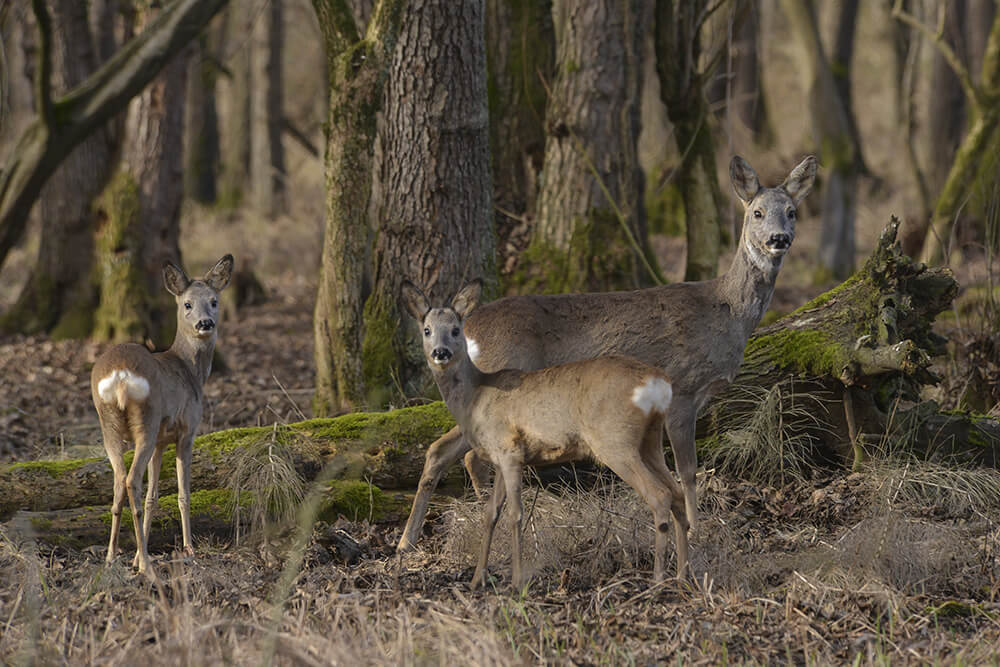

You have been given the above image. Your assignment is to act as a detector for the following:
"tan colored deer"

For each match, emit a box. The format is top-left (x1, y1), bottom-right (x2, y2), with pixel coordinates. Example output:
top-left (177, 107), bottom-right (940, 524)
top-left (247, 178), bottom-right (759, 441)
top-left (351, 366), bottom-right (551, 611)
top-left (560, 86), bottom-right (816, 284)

top-left (91, 255), bottom-right (233, 578)
top-left (399, 155), bottom-right (818, 553)
top-left (403, 280), bottom-right (689, 587)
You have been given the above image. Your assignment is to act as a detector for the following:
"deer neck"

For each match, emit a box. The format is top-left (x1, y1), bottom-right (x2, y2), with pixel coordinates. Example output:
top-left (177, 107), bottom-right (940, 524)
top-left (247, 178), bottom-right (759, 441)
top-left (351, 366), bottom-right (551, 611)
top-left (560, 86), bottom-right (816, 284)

top-left (432, 357), bottom-right (485, 426)
top-left (718, 232), bottom-right (783, 337)
top-left (168, 330), bottom-right (216, 388)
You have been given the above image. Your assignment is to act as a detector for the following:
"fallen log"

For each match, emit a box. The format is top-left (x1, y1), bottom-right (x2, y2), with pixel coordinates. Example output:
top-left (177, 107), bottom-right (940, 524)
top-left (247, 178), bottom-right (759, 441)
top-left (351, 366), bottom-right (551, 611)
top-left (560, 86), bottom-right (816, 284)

top-left (700, 217), bottom-right (1000, 468)
top-left (0, 403), bottom-right (455, 520)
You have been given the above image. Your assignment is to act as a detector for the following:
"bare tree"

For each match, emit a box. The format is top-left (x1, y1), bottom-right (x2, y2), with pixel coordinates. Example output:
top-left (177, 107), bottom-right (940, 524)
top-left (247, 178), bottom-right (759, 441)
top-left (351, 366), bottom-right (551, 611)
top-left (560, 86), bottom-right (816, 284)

top-left (250, 0), bottom-right (286, 216)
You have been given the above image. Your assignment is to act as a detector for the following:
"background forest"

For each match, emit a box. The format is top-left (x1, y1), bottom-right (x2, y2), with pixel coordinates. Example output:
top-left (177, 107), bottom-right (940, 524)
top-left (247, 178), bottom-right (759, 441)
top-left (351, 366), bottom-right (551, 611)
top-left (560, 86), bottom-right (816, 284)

top-left (2, 0), bottom-right (1000, 664)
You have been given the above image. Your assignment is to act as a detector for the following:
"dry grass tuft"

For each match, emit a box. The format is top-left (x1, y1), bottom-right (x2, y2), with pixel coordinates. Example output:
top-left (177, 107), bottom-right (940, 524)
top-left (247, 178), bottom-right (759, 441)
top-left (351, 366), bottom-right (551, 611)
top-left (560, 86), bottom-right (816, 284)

top-left (705, 381), bottom-right (834, 486)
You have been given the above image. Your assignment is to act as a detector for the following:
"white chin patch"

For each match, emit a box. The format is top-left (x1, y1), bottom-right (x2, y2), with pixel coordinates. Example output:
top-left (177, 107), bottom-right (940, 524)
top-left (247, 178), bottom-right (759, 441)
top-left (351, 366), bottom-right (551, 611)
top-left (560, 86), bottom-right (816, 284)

top-left (466, 337), bottom-right (481, 365)
top-left (767, 246), bottom-right (788, 257)
top-left (433, 358), bottom-right (450, 367)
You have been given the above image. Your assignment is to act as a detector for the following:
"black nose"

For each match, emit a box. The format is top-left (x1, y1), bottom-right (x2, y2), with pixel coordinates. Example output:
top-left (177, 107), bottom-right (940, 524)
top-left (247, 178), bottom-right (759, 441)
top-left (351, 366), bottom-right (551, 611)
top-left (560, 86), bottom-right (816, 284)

top-left (766, 233), bottom-right (791, 250)
top-left (195, 319), bottom-right (215, 332)
top-left (431, 347), bottom-right (452, 362)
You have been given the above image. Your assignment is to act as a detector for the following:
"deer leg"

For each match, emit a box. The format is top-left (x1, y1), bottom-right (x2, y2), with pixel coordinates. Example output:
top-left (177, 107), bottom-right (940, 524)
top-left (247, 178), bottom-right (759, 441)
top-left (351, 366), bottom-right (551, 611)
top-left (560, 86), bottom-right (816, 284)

top-left (133, 442), bottom-right (164, 569)
top-left (497, 460), bottom-right (526, 590)
top-left (126, 418), bottom-right (159, 579)
top-left (398, 425), bottom-right (470, 552)
top-left (176, 432), bottom-right (196, 557)
top-left (100, 421), bottom-right (128, 565)
top-left (665, 399), bottom-right (699, 533)
top-left (641, 425), bottom-right (691, 581)
top-left (464, 449), bottom-right (492, 499)
top-left (472, 466), bottom-right (508, 589)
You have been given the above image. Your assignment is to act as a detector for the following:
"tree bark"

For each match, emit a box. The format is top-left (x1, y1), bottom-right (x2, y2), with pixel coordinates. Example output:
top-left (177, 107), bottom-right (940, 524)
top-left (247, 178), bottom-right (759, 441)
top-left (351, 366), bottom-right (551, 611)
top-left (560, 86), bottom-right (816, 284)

top-left (527, 0), bottom-right (659, 293)
top-left (363, 0), bottom-right (496, 401)
top-left (93, 5), bottom-right (189, 344)
top-left (249, 0), bottom-right (286, 217)
top-left (311, 0), bottom-right (407, 414)
top-left (780, 0), bottom-right (860, 281)
top-left (485, 0), bottom-right (554, 279)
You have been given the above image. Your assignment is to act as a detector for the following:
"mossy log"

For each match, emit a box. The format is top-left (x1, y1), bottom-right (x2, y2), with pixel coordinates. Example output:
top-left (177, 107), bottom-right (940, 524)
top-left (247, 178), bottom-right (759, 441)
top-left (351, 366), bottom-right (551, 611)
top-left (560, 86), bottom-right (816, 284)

top-left (699, 217), bottom-right (1000, 465)
top-left (0, 403), bottom-right (456, 521)
top-left (3, 482), bottom-right (413, 551)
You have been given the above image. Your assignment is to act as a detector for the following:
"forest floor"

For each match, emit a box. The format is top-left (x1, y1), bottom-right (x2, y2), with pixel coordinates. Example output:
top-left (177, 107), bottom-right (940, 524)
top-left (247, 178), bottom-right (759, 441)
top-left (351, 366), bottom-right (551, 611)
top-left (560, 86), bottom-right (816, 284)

top-left (4, 216), bottom-right (1000, 663)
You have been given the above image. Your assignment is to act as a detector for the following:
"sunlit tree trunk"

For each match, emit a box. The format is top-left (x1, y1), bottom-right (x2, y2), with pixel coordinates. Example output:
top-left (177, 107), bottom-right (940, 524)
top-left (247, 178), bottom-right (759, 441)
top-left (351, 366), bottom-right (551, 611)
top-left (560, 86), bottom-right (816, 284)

top-left (529, 0), bottom-right (658, 292)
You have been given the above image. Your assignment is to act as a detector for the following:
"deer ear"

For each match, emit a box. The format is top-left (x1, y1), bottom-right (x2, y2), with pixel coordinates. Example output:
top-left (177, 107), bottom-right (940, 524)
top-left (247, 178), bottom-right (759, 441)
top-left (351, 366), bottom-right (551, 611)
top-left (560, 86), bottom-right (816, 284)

top-left (451, 280), bottom-right (482, 319)
top-left (401, 281), bottom-right (430, 321)
top-left (204, 254), bottom-right (234, 291)
top-left (781, 155), bottom-right (818, 206)
top-left (730, 155), bottom-right (761, 205)
top-left (163, 261), bottom-right (191, 296)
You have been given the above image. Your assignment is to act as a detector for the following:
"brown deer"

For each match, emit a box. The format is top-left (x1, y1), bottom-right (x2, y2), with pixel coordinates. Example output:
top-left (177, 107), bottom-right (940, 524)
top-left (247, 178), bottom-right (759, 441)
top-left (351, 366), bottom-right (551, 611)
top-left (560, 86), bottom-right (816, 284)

top-left (91, 255), bottom-right (233, 578)
top-left (398, 155), bottom-right (818, 553)
top-left (403, 280), bottom-right (689, 587)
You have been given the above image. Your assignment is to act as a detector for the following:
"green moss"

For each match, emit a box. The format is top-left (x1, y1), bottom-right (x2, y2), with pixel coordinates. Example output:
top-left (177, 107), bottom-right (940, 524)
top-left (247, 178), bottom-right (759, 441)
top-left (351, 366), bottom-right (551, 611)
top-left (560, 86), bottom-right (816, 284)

top-left (361, 291), bottom-right (400, 408)
top-left (5, 458), bottom-right (101, 478)
top-left (298, 401), bottom-right (455, 448)
top-left (745, 329), bottom-right (850, 376)
top-left (158, 488), bottom-right (252, 523)
top-left (317, 480), bottom-right (406, 522)
top-left (645, 173), bottom-right (685, 237)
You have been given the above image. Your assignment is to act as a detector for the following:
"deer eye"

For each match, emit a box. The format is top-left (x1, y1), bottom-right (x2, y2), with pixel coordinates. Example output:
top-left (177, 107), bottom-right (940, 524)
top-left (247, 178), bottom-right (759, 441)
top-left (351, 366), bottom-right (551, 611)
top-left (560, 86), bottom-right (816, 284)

top-left (423, 327), bottom-right (431, 337)
top-left (184, 302), bottom-right (192, 310)
top-left (451, 328), bottom-right (460, 338)
top-left (788, 209), bottom-right (796, 219)
top-left (753, 209), bottom-right (763, 219)
top-left (210, 299), bottom-right (218, 308)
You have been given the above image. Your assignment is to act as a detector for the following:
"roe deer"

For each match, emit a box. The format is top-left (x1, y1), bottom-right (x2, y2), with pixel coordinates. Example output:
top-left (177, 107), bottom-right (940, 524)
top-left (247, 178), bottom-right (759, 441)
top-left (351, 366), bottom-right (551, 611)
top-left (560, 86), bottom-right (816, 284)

top-left (403, 280), bottom-right (689, 587)
top-left (398, 155), bottom-right (818, 552)
top-left (91, 254), bottom-right (233, 578)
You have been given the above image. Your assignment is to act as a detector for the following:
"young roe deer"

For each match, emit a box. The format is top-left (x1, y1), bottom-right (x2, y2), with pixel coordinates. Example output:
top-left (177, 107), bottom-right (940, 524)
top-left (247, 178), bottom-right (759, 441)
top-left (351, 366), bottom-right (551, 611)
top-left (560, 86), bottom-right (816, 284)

top-left (403, 280), bottom-right (690, 587)
top-left (398, 155), bottom-right (818, 552)
top-left (91, 254), bottom-right (233, 578)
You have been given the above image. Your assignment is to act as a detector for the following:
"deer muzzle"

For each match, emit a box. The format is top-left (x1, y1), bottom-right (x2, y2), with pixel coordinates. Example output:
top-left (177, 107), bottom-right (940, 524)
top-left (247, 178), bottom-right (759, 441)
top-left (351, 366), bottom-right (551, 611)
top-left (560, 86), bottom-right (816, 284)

top-left (431, 348), bottom-right (453, 365)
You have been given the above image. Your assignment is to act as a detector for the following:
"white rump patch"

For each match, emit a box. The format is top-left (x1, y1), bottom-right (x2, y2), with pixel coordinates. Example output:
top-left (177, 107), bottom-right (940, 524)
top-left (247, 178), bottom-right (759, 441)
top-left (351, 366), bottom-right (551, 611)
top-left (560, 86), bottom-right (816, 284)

top-left (466, 336), bottom-right (481, 365)
top-left (631, 377), bottom-right (673, 416)
top-left (97, 370), bottom-right (150, 410)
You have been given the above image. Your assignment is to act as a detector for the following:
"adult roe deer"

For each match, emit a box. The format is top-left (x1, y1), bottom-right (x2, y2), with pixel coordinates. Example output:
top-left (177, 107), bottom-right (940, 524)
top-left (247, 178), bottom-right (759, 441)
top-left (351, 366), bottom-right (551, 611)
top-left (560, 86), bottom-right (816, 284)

top-left (403, 280), bottom-right (690, 587)
top-left (91, 254), bottom-right (233, 578)
top-left (398, 155), bottom-right (818, 552)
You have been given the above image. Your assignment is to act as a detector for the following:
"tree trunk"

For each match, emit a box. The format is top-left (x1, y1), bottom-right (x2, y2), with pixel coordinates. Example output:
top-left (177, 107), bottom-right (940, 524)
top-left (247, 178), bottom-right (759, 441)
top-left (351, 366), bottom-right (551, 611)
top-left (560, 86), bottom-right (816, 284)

top-left (0, 0), bottom-right (114, 338)
top-left (527, 0), bottom-right (659, 293)
top-left (184, 29), bottom-right (222, 204)
top-left (485, 0), bottom-right (554, 280)
top-left (311, 0), bottom-right (407, 414)
top-left (363, 0), bottom-right (496, 401)
top-left (249, 0), bottom-right (286, 217)
top-left (654, 0), bottom-right (726, 282)
top-left (218, 2), bottom-right (251, 208)
top-left (780, 0), bottom-right (860, 281)
top-left (94, 6), bottom-right (189, 344)
top-left (831, 0), bottom-right (870, 176)
top-left (924, 1), bottom-right (969, 201)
